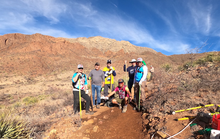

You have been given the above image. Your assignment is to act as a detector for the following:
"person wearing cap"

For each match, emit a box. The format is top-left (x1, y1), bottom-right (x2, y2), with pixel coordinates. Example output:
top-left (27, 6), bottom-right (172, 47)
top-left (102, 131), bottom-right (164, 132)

top-left (107, 79), bottom-right (132, 113)
top-left (149, 65), bottom-right (154, 81)
top-left (124, 59), bottom-right (137, 94)
top-left (133, 58), bottom-right (148, 111)
top-left (103, 60), bottom-right (116, 97)
top-left (88, 62), bottom-right (105, 109)
top-left (72, 64), bottom-right (94, 115)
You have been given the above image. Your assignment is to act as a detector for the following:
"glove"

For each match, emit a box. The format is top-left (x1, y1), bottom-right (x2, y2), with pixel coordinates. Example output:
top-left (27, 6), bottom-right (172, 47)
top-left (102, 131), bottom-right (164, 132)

top-left (101, 88), bottom-right (104, 92)
top-left (108, 70), bottom-right (113, 74)
top-left (110, 66), bottom-right (113, 70)
top-left (86, 90), bottom-right (89, 94)
top-left (139, 81), bottom-right (142, 86)
top-left (78, 73), bottom-right (82, 77)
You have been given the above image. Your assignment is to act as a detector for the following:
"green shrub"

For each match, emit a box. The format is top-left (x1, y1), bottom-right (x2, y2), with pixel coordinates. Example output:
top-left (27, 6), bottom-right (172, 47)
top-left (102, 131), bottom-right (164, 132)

top-left (0, 112), bottom-right (31, 138)
top-left (162, 64), bottom-right (171, 72)
top-left (205, 54), bottom-right (214, 62)
top-left (23, 97), bottom-right (38, 105)
top-left (195, 58), bottom-right (206, 65)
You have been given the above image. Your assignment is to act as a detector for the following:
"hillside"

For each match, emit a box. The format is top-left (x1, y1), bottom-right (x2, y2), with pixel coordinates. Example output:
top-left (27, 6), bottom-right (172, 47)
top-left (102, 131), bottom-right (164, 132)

top-left (0, 33), bottom-right (187, 77)
top-left (63, 36), bottom-right (157, 54)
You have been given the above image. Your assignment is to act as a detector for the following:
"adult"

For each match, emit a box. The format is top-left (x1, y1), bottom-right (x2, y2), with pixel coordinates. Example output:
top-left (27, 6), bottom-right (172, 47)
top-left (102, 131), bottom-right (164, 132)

top-left (103, 60), bottom-right (116, 97)
top-left (72, 64), bottom-right (93, 115)
top-left (150, 65), bottom-right (154, 81)
top-left (124, 59), bottom-right (136, 93)
top-left (108, 79), bottom-right (132, 113)
top-left (133, 58), bottom-right (148, 111)
top-left (88, 62), bottom-right (105, 109)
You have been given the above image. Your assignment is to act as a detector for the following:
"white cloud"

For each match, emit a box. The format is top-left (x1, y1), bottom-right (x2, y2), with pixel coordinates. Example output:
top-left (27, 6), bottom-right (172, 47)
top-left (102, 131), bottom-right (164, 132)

top-left (66, 1), bottom-right (190, 53)
top-left (188, 2), bottom-right (212, 35)
top-left (0, 0), bottom-right (191, 53)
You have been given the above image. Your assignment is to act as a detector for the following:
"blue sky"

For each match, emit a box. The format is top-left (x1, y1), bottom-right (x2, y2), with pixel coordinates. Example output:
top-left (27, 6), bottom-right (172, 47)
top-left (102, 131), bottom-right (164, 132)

top-left (0, 0), bottom-right (220, 55)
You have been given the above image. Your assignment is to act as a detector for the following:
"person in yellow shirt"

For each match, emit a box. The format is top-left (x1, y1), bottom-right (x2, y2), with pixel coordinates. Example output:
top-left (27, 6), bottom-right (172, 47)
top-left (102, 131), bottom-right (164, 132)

top-left (103, 60), bottom-right (116, 97)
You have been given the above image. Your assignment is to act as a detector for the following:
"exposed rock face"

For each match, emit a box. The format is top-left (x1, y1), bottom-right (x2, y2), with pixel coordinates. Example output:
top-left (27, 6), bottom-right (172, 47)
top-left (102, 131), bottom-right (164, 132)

top-left (63, 36), bottom-right (157, 54)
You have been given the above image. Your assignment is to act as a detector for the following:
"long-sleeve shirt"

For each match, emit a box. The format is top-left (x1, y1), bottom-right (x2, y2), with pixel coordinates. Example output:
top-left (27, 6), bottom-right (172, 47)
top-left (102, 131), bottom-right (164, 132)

top-left (134, 65), bottom-right (148, 83)
top-left (103, 67), bottom-right (116, 84)
top-left (124, 65), bottom-right (136, 79)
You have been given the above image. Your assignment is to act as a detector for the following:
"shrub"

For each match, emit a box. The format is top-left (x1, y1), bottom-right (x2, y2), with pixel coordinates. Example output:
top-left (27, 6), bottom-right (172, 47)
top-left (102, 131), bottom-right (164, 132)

top-left (195, 58), bottom-right (206, 65)
top-left (23, 97), bottom-right (38, 105)
top-left (162, 64), bottom-right (171, 72)
top-left (0, 112), bottom-right (31, 138)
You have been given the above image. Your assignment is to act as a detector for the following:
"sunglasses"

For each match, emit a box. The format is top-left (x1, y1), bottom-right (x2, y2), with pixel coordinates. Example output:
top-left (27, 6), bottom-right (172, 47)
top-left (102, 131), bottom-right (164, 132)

top-left (78, 68), bottom-right (83, 70)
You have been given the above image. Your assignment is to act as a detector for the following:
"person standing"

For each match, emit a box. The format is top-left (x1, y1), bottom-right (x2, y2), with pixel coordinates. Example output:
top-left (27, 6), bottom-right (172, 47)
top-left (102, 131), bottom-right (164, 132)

top-left (72, 64), bottom-right (94, 115)
top-left (133, 58), bottom-right (148, 111)
top-left (103, 60), bottom-right (116, 97)
top-left (124, 59), bottom-right (136, 93)
top-left (88, 62), bottom-right (105, 109)
top-left (150, 65), bottom-right (154, 81)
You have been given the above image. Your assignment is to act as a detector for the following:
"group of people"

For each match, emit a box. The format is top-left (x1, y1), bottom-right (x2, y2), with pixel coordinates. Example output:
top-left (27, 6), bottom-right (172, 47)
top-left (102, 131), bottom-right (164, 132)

top-left (72, 58), bottom-right (151, 115)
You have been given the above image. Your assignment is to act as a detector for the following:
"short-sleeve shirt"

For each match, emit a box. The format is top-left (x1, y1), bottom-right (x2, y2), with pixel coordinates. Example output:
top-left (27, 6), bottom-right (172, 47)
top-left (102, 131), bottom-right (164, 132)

top-left (72, 73), bottom-right (87, 91)
top-left (88, 69), bottom-right (104, 86)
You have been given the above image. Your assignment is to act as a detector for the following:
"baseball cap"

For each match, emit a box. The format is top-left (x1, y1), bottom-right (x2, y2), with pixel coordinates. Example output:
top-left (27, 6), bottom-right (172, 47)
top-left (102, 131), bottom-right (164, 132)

top-left (77, 64), bottom-right (83, 69)
top-left (107, 59), bottom-right (111, 64)
top-left (95, 62), bottom-right (100, 66)
top-left (137, 58), bottom-right (143, 62)
top-left (118, 79), bottom-right (124, 83)
top-left (129, 59), bottom-right (136, 63)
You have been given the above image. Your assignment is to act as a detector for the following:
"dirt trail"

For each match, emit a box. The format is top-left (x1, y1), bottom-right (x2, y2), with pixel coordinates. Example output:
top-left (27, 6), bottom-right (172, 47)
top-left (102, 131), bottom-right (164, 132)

top-left (89, 105), bottom-right (144, 139)
top-left (46, 105), bottom-right (144, 139)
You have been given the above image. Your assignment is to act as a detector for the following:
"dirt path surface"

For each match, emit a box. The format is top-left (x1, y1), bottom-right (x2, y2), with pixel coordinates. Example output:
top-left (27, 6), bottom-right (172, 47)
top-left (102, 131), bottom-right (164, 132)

top-left (46, 105), bottom-right (144, 139)
top-left (89, 105), bottom-right (144, 139)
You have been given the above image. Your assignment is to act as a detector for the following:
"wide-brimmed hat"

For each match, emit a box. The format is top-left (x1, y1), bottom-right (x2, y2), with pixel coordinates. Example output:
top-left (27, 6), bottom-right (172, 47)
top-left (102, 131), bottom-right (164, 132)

top-left (129, 59), bottom-right (136, 63)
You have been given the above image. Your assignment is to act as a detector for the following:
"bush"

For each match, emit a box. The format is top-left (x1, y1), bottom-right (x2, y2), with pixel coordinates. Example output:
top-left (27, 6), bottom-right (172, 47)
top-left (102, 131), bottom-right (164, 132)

top-left (195, 58), bottom-right (206, 65)
top-left (23, 97), bottom-right (38, 105)
top-left (0, 112), bottom-right (31, 138)
top-left (162, 64), bottom-right (171, 72)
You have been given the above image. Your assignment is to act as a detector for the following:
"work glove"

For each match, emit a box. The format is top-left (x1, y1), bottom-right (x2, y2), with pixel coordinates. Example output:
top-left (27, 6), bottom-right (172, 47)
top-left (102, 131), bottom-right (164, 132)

top-left (101, 88), bottom-right (104, 92)
top-left (86, 90), bottom-right (89, 94)
top-left (110, 66), bottom-right (113, 70)
top-left (78, 73), bottom-right (82, 77)
top-left (139, 81), bottom-right (142, 86)
top-left (108, 70), bottom-right (113, 74)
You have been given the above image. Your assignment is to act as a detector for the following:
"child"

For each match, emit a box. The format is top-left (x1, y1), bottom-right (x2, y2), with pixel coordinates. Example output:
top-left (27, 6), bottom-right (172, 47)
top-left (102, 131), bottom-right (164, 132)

top-left (108, 79), bottom-right (132, 113)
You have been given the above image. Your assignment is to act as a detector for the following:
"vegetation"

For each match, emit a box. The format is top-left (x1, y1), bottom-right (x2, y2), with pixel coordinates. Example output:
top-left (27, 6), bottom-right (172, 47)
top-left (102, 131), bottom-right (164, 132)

top-left (179, 52), bottom-right (220, 71)
top-left (162, 64), bottom-right (172, 72)
top-left (0, 111), bottom-right (31, 138)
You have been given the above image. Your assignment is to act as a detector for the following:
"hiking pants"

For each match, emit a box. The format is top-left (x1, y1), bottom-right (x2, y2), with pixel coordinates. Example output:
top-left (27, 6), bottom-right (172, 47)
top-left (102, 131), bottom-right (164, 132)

top-left (128, 78), bottom-right (134, 93)
top-left (104, 84), bottom-right (115, 97)
top-left (134, 81), bottom-right (146, 106)
top-left (73, 90), bottom-right (90, 113)
top-left (92, 84), bottom-right (101, 105)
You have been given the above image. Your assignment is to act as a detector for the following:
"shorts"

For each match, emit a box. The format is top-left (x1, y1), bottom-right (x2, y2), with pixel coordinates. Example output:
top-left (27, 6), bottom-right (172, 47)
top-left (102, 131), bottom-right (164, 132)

top-left (115, 97), bottom-right (124, 104)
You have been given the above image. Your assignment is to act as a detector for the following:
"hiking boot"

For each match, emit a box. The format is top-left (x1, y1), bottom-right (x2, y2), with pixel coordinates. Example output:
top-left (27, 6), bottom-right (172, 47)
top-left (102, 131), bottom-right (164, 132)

top-left (118, 104), bottom-right (122, 109)
top-left (122, 105), bottom-right (127, 113)
top-left (85, 111), bottom-right (94, 115)
top-left (96, 105), bottom-right (100, 109)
